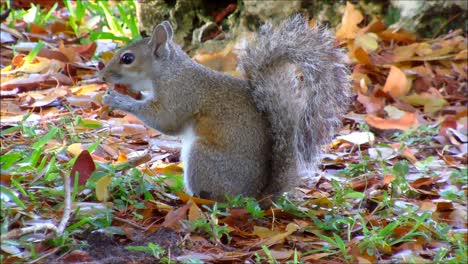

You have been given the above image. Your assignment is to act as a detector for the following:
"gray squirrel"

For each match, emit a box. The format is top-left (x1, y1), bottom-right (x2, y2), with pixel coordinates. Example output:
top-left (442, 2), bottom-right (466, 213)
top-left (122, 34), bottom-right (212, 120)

top-left (100, 15), bottom-right (349, 202)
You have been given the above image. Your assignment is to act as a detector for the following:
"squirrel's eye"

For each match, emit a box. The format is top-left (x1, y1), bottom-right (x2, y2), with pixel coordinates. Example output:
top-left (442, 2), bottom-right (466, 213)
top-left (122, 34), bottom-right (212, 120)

top-left (120, 53), bottom-right (135, 65)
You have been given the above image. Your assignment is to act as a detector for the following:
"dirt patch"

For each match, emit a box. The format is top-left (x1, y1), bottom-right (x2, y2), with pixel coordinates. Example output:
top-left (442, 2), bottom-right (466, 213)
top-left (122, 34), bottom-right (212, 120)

top-left (48, 227), bottom-right (183, 263)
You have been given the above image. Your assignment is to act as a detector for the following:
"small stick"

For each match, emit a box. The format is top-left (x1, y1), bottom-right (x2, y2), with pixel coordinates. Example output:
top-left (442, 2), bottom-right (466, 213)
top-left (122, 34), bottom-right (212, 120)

top-left (1, 224), bottom-right (57, 240)
top-left (57, 171), bottom-right (72, 235)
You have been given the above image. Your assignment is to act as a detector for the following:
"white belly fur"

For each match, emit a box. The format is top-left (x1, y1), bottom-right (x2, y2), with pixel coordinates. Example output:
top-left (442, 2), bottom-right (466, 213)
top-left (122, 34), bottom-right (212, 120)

top-left (180, 125), bottom-right (197, 195)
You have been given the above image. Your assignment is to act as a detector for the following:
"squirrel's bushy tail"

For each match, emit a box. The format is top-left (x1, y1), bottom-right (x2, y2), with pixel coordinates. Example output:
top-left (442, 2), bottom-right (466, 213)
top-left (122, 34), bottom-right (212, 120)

top-left (239, 15), bottom-right (350, 196)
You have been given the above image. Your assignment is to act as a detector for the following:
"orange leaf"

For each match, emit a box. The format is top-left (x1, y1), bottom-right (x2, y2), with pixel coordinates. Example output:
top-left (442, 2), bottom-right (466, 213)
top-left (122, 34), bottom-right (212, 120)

top-left (383, 174), bottom-right (395, 185)
top-left (335, 2), bottom-right (364, 40)
top-left (383, 66), bottom-right (409, 98)
top-left (354, 47), bottom-right (371, 65)
top-left (175, 192), bottom-right (215, 206)
top-left (378, 29), bottom-right (416, 44)
top-left (116, 151), bottom-right (128, 163)
top-left (365, 112), bottom-right (418, 131)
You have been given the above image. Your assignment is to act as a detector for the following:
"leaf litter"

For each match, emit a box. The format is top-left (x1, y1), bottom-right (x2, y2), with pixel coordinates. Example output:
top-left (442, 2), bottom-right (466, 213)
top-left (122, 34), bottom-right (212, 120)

top-left (0, 2), bottom-right (466, 263)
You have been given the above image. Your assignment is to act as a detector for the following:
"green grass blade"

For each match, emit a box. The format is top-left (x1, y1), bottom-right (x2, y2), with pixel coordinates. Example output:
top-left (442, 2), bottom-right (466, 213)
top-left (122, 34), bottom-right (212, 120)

top-left (31, 127), bottom-right (59, 149)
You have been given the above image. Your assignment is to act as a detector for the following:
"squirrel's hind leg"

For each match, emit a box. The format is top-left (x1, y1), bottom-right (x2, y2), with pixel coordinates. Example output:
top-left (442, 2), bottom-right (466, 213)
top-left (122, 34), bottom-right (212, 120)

top-left (184, 141), bottom-right (266, 202)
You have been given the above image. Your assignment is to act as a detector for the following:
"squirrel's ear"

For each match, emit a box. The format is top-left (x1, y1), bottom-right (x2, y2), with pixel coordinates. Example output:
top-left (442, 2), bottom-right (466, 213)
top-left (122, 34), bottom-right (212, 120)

top-left (149, 24), bottom-right (170, 58)
top-left (161, 21), bottom-right (173, 40)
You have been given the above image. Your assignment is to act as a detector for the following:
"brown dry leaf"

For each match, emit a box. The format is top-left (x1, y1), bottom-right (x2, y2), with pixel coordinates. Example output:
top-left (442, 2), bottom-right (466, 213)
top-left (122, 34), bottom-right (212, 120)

top-left (61, 250), bottom-right (93, 263)
top-left (29, 23), bottom-right (47, 35)
top-left (188, 200), bottom-right (204, 222)
top-left (383, 66), bottom-right (410, 98)
top-left (49, 21), bottom-right (68, 34)
top-left (1, 72), bottom-right (72, 91)
top-left (378, 29), bottom-right (416, 43)
top-left (11, 54), bottom-right (27, 68)
top-left (70, 150), bottom-right (96, 186)
top-left (349, 237), bottom-right (378, 263)
top-left (390, 143), bottom-right (418, 163)
top-left (223, 208), bottom-right (250, 229)
top-left (161, 203), bottom-right (190, 230)
top-left (357, 93), bottom-right (385, 115)
top-left (175, 192), bottom-right (216, 206)
top-left (365, 112), bottom-right (418, 131)
top-left (73, 42), bottom-right (97, 61)
top-left (434, 199), bottom-right (454, 212)
top-left (37, 49), bottom-right (69, 62)
top-left (410, 177), bottom-right (438, 189)
top-left (176, 250), bottom-right (251, 262)
top-left (301, 252), bottom-right (335, 262)
top-left (393, 44), bottom-right (417, 62)
top-left (454, 49), bottom-right (467, 60)
top-left (267, 250), bottom-right (294, 261)
top-left (353, 47), bottom-right (372, 65)
top-left (335, 2), bottom-right (364, 40)
top-left (439, 115), bottom-right (458, 137)
top-left (255, 223), bottom-right (299, 247)
top-left (59, 42), bottom-right (82, 63)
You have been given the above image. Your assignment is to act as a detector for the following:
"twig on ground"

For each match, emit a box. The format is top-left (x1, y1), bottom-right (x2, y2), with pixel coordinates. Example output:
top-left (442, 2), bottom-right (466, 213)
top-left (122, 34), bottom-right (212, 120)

top-left (57, 171), bottom-right (72, 235)
top-left (1, 224), bottom-right (58, 240)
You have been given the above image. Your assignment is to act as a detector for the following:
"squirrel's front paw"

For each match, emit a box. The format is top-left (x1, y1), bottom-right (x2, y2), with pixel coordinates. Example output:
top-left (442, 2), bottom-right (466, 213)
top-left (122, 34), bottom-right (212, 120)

top-left (102, 88), bottom-right (119, 109)
top-left (102, 88), bottom-right (138, 113)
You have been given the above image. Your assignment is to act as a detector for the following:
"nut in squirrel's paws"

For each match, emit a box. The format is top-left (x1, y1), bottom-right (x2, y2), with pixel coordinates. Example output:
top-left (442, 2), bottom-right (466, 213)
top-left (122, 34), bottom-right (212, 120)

top-left (112, 84), bottom-right (142, 100)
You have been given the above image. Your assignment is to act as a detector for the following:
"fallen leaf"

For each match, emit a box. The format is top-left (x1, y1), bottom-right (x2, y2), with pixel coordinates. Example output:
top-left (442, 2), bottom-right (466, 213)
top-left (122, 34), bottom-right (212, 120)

top-left (155, 163), bottom-right (184, 175)
top-left (67, 143), bottom-right (83, 157)
top-left (188, 201), bottom-right (204, 222)
top-left (253, 226), bottom-right (278, 239)
top-left (256, 223), bottom-right (299, 247)
top-left (175, 192), bottom-right (216, 206)
top-left (353, 47), bottom-right (372, 65)
top-left (336, 2), bottom-right (364, 40)
top-left (384, 105), bottom-right (407, 119)
top-left (378, 29), bottom-right (416, 43)
top-left (368, 147), bottom-right (396, 160)
top-left (337, 131), bottom-right (375, 145)
top-left (355, 33), bottom-right (379, 52)
top-left (301, 252), bottom-right (335, 261)
top-left (383, 66), bottom-right (410, 98)
top-left (161, 203), bottom-right (190, 230)
top-left (70, 150), bottom-right (96, 186)
top-left (1, 72), bottom-right (72, 91)
top-left (401, 93), bottom-right (448, 113)
top-left (357, 93), bottom-right (385, 114)
top-left (365, 112), bottom-right (418, 131)
top-left (95, 175), bottom-right (111, 202)
top-left (267, 249), bottom-right (294, 261)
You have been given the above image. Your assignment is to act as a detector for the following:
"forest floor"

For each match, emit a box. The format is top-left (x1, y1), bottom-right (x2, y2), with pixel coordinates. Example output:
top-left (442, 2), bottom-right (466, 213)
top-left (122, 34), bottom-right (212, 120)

top-left (1, 2), bottom-right (466, 263)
